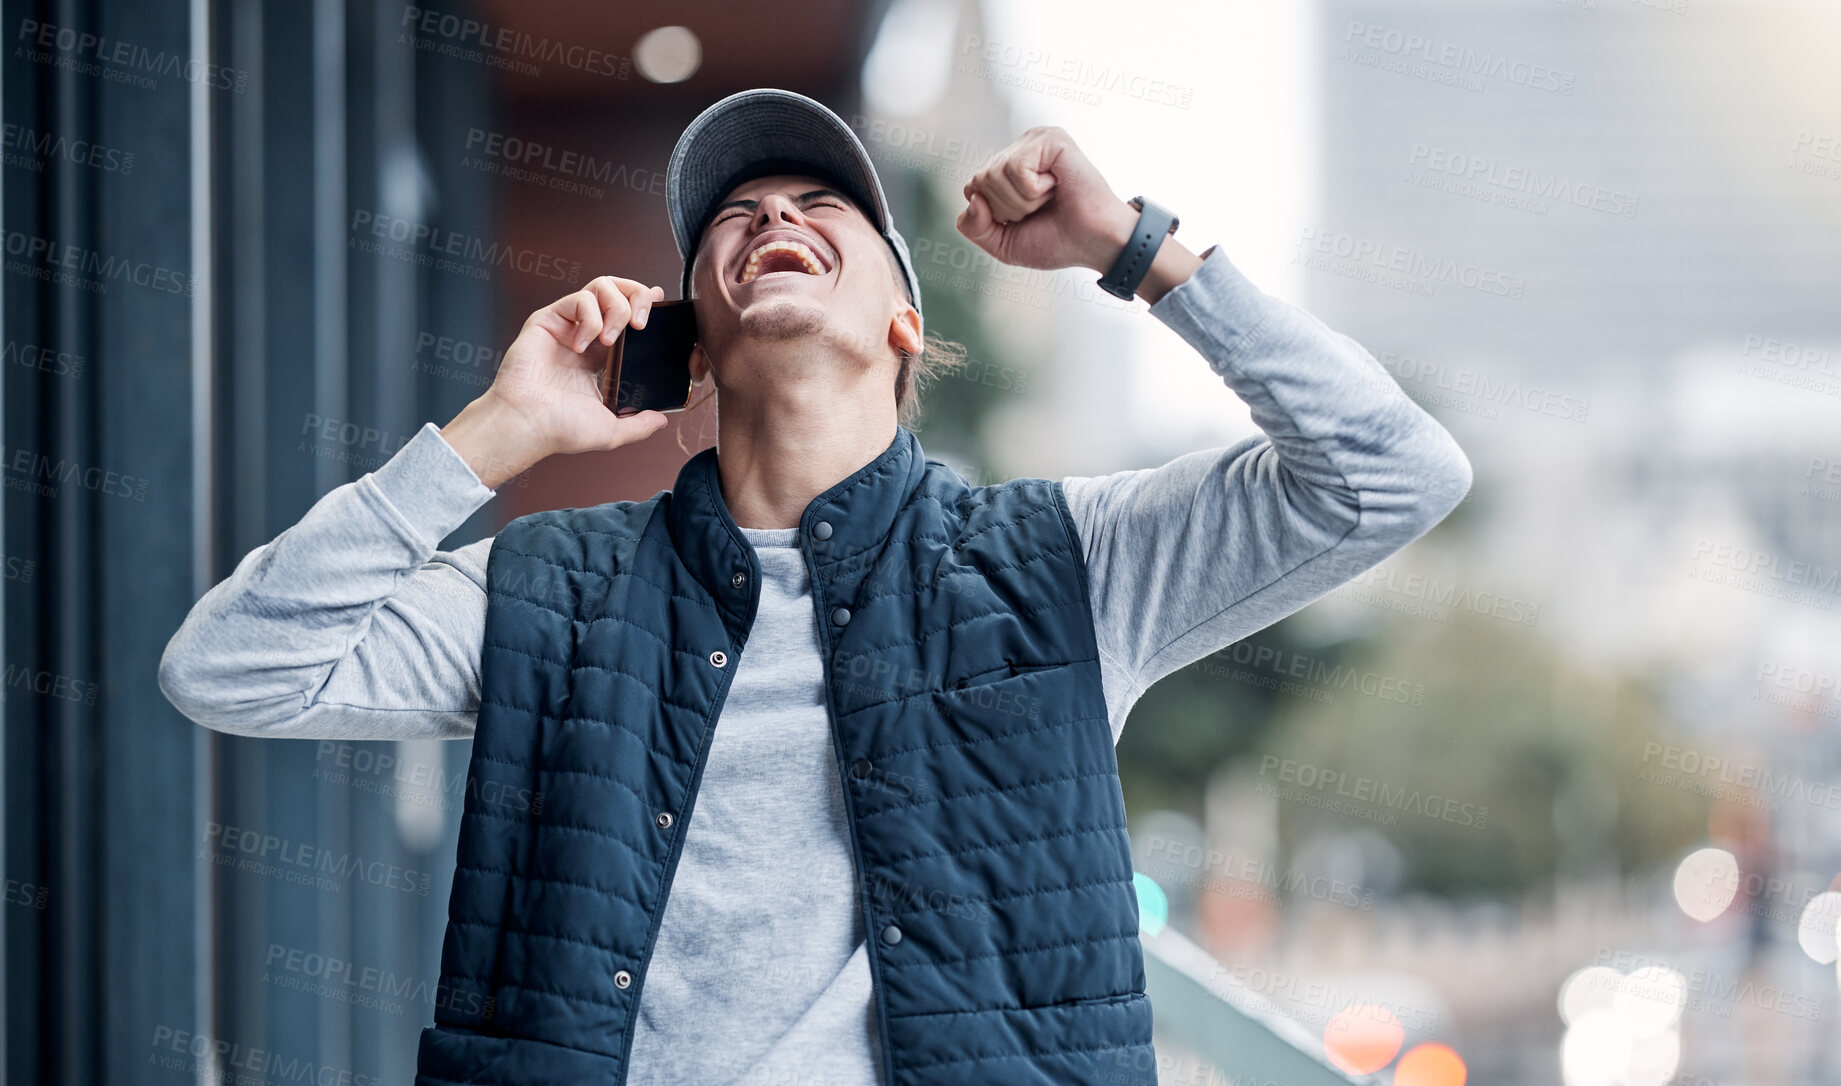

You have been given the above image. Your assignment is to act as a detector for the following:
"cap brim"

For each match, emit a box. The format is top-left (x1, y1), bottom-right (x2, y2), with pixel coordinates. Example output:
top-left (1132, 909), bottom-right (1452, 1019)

top-left (668, 89), bottom-right (891, 261)
top-left (667, 88), bottom-right (922, 315)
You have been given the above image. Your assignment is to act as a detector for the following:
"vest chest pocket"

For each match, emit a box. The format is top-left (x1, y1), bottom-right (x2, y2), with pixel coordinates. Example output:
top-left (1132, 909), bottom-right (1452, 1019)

top-left (946, 660), bottom-right (1062, 724)
top-left (1052, 989), bottom-right (1144, 1009)
top-left (950, 659), bottom-right (1060, 690)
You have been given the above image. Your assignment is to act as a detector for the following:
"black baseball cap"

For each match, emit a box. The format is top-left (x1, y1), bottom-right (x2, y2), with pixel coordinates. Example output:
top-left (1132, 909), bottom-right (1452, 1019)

top-left (666, 87), bottom-right (923, 316)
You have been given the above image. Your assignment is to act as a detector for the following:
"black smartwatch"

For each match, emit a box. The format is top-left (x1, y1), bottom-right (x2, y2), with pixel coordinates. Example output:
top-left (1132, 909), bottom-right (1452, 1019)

top-left (1096, 196), bottom-right (1179, 300)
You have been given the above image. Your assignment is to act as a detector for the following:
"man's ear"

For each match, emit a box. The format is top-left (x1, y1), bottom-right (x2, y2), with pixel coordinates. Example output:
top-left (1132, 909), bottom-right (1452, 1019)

top-left (888, 302), bottom-right (923, 358)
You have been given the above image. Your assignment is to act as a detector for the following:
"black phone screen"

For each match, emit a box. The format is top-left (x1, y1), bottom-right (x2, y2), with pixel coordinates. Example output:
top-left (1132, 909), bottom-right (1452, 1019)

top-left (602, 299), bottom-right (698, 415)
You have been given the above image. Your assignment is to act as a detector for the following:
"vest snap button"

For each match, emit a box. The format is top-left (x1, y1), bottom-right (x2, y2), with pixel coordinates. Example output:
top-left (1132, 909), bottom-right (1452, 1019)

top-left (709, 650), bottom-right (727, 668)
top-left (614, 969), bottom-right (632, 988)
top-left (731, 571), bottom-right (746, 588)
top-left (812, 520), bottom-right (833, 541)
top-left (656, 811), bottom-right (673, 829)
top-left (850, 759), bottom-right (872, 780)
top-left (831, 606), bottom-right (851, 626)
top-left (880, 924), bottom-right (902, 946)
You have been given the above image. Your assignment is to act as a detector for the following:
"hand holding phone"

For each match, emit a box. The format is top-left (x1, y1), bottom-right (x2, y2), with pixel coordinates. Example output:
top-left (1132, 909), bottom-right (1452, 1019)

top-left (602, 298), bottom-right (698, 416)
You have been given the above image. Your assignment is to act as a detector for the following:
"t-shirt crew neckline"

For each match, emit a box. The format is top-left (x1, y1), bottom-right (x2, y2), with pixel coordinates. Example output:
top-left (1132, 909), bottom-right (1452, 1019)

top-left (738, 525), bottom-right (799, 548)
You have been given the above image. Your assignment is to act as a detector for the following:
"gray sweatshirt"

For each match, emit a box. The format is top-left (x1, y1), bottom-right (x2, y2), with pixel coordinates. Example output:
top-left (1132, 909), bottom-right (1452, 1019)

top-left (158, 244), bottom-right (1472, 1085)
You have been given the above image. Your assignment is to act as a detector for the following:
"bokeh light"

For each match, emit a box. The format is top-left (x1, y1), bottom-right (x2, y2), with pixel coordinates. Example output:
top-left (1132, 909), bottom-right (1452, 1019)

top-left (1132, 871), bottom-right (1167, 935)
top-left (1796, 890), bottom-right (1841, 963)
top-left (1624, 1027), bottom-right (1683, 1086)
top-left (1561, 1009), bottom-right (1633, 1086)
top-left (633, 26), bottom-right (701, 83)
top-left (1610, 965), bottom-right (1685, 1035)
top-left (1558, 965), bottom-right (1623, 1026)
top-left (1671, 847), bottom-right (1740, 922)
top-left (1560, 962), bottom-right (1685, 1086)
top-left (1322, 1004), bottom-right (1404, 1075)
top-left (1395, 1042), bottom-right (1467, 1086)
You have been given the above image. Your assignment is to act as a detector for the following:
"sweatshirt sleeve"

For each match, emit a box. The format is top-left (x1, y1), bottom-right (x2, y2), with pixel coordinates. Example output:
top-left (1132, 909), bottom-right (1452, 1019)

top-left (1061, 245), bottom-right (1474, 744)
top-left (157, 421), bottom-right (498, 740)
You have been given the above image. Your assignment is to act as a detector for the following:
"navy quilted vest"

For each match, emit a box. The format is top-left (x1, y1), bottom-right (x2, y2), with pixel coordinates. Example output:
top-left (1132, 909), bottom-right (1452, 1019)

top-left (414, 425), bottom-right (1156, 1085)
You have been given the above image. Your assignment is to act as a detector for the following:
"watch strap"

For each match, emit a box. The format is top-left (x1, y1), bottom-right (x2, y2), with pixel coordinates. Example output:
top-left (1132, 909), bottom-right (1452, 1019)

top-left (1097, 196), bottom-right (1178, 301)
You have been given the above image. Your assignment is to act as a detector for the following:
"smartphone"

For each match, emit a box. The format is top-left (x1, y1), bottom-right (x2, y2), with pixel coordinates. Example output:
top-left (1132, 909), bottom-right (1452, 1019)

top-left (600, 298), bottom-right (698, 416)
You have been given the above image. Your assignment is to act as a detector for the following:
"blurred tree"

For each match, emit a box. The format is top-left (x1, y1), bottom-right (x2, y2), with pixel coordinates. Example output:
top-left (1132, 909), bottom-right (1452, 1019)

top-left (894, 173), bottom-right (1005, 460)
top-left (1254, 609), bottom-right (1705, 898)
top-left (1114, 621), bottom-right (1359, 821)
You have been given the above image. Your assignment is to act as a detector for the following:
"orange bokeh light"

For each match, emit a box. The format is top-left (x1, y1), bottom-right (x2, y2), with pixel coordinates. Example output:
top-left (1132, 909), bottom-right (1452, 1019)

top-left (1322, 1004), bottom-right (1404, 1075)
top-left (1395, 1042), bottom-right (1467, 1086)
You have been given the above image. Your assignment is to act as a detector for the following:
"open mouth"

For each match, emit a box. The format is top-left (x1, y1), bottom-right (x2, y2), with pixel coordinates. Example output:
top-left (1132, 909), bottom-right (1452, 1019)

top-left (736, 238), bottom-right (830, 284)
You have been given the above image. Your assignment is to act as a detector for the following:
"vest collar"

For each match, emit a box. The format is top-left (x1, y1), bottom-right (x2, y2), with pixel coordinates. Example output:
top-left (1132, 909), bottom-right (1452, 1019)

top-left (666, 424), bottom-right (928, 630)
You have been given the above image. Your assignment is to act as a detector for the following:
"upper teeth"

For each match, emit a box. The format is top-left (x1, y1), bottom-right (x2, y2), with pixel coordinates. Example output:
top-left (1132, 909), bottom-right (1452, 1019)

top-left (740, 240), bottom-right (825, 283)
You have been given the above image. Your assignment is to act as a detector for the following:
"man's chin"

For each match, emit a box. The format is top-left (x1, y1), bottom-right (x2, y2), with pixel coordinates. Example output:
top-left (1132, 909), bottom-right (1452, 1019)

top-left (735, 294), bottom-right (827, 341)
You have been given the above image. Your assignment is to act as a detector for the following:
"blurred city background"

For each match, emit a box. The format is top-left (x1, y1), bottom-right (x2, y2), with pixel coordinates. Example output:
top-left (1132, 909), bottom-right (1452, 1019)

top-left (5, 0), bottom-right (1841, 1083)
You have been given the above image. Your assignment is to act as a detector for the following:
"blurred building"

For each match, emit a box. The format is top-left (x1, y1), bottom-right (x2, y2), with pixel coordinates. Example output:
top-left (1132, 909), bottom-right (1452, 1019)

top-left (1, 0), bottom-right (913, 1080)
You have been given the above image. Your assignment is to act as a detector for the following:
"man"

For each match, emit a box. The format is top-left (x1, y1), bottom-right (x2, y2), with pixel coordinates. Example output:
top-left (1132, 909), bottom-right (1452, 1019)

top-left (160, 88), bottom-right (1472, 1085)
